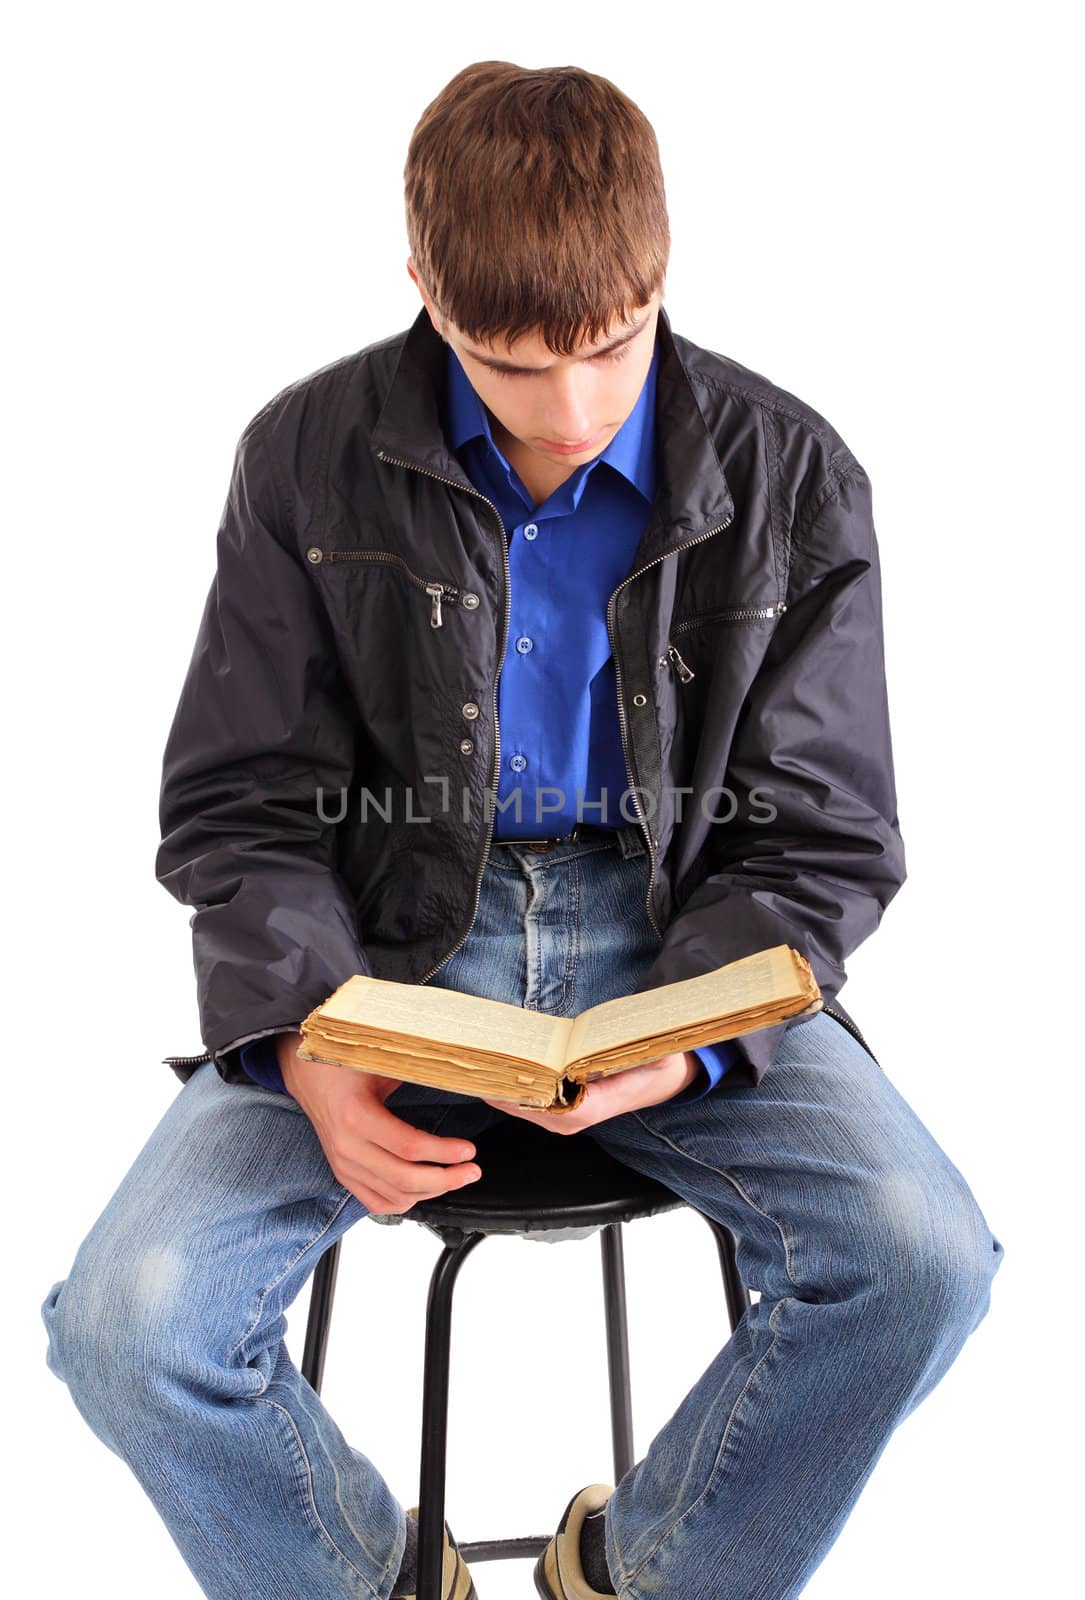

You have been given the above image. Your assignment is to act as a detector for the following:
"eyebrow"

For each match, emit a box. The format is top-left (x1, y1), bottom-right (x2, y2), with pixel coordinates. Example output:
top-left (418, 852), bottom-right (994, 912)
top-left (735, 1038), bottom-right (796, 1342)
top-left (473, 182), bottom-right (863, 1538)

top-left (462, 312), bottom-right (652, 374)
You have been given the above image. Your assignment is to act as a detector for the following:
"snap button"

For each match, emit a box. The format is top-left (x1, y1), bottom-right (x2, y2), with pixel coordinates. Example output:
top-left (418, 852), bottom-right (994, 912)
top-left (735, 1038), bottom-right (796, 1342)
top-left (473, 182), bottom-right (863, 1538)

top-left (306, 546), bottom-right (323, 564)
top-left (462, 592), bottom-right (480, 609)
top-left (462, 702), bottom-right (479, 720)
top-left (459, 738), bottom-right (474, 754)
top-left (632, 693), bottom-right (648, 706)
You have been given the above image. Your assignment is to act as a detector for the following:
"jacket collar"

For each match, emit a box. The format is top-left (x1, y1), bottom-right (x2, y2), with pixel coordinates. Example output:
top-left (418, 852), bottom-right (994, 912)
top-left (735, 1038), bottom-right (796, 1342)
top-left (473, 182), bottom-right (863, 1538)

top-left (442, 335), bottom-right (658, 512)
top-left (369, 303), bottom-right (734, 550)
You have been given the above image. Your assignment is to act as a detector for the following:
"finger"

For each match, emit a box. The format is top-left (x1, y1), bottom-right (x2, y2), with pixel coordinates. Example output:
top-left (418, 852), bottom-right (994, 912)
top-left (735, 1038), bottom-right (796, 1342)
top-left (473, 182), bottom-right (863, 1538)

top-left (382, 1109), bottom-right (479, 1162)
top-left (481, 1096), bottom-right (533, 1118)
top-left (362, 1146), bottom-right (482, 1199)
top-left (330, 1111), bottom-right (480, 1199)
top-left (351, 1181), bottom-right (399, 1214)
top-left (344, 1151), bottom-right (481, 1211)
top-left (370, 1103), bottom-right (479, 1165)
top-left (483, 1095), bottom-right (571, 1123)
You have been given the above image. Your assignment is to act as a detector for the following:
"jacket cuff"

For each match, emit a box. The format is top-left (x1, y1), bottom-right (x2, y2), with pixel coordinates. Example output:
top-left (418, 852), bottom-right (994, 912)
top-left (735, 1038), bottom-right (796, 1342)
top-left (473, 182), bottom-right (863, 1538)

top-left (213, 1023), bottom-right (302, 1094)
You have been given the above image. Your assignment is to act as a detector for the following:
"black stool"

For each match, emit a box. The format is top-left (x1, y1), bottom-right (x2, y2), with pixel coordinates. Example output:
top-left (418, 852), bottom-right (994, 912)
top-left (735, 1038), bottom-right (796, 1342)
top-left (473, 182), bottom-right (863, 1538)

top-left (301, 1114), bottom-right (750, 1600)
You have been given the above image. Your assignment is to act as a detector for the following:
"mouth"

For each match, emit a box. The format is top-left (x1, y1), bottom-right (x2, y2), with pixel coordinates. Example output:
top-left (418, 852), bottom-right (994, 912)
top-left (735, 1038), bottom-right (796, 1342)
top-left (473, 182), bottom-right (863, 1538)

top-left (538, 431), bottom-right (604, 455)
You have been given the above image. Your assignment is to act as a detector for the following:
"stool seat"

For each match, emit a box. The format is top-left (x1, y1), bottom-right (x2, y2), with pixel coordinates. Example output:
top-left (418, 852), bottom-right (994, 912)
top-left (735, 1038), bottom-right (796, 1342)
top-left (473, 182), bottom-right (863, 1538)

top-left (402, 1115), bottom-right (684, 1240)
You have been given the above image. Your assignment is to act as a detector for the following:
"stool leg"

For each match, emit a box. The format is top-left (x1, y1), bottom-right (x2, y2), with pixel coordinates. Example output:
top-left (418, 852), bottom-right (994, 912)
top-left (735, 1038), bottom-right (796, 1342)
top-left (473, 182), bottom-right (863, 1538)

top-left (301, 1237), bottom-right (342, 1395)
top-left (417, 1227), bottom-right (486, 1600)
top-left (701, 1216), bottom-right (752, 1331)
top-left (600, 1222), bottom-right (635, 1482)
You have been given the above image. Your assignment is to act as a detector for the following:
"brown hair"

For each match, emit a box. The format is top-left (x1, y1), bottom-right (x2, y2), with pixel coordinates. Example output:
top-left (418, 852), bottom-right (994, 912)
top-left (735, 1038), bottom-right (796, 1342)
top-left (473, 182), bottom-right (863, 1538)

top-left (404, 60), bottom-right (670, 355)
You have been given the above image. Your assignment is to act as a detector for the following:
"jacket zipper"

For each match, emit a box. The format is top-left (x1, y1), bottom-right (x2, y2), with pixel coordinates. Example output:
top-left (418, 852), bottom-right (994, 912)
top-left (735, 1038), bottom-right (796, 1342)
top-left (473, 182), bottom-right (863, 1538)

top-left (325, 548), bottom-right (462, 629)
top-left (661, 602), bottom-right (788, 684)
top-left (605, 513), bottom-right (734, 938)
top-left (821, 1003), bottom-right (880, 1066)
top-left (165, 463), bottom-right (507, 1056)
top-left (662, 643), bottom-right (696, 682)
top-left (181, 492), bottom-right (821, 1043)
top-left (657, 597), bottom-right (878, 1066)
top-left (374, 449), bottom-right (511, 983)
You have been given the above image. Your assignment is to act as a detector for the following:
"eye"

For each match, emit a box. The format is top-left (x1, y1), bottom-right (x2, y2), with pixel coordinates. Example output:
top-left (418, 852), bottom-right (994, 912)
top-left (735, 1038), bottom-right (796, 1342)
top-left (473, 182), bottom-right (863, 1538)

top-left (490, 344), bottom-right (634, 380)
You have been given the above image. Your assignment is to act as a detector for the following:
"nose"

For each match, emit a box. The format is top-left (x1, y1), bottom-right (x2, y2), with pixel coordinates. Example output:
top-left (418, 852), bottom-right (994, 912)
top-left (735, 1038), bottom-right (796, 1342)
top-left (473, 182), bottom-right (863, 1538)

top-left (541, 368), bottom-right (595, 443)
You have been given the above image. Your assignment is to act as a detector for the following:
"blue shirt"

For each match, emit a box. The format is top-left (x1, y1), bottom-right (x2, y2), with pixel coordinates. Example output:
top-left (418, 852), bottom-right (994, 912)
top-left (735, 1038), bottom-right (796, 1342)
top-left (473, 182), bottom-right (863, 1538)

top-left (240, 331), bottom-right (737, 1103)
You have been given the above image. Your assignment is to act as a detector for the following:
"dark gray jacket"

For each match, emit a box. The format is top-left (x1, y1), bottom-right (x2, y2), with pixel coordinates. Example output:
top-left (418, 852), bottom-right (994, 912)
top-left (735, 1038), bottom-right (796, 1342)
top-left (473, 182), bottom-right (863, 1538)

top-left (157, 305), bottom-right (906, 1090)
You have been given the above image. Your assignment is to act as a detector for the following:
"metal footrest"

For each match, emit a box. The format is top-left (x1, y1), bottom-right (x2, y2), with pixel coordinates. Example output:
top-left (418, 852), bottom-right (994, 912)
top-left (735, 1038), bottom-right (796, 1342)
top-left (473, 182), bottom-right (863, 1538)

top-left (457, 1534), bottom-right (550, 1562)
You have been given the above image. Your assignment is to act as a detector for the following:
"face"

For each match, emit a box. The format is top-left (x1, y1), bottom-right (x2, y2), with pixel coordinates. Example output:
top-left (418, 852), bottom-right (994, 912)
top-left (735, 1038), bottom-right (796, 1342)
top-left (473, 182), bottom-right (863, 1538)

top-left (407, 258), bottom-right (662, 488)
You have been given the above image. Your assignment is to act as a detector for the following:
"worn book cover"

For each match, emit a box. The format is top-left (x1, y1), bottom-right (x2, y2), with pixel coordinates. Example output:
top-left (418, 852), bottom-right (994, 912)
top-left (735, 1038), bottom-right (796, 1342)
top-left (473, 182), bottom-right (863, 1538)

top-left (297, 944), bottom-right (821, 1112)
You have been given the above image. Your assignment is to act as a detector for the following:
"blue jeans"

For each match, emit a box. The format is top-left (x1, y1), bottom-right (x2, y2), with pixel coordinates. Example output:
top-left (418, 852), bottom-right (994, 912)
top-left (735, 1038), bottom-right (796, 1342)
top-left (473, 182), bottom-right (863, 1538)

top-left (41, 827), bottom-right (1004, 1600)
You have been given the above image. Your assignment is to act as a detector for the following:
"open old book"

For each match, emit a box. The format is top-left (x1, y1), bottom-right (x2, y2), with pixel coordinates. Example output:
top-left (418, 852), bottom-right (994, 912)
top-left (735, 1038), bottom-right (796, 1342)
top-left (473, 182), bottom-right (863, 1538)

top-left (297, 943), bottom-right (822, 1113)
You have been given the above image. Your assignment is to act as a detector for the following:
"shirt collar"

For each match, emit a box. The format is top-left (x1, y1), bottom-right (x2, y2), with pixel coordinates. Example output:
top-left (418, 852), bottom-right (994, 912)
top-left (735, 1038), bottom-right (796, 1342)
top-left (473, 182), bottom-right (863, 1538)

top-left (442, 332), bottom-right (659, 509)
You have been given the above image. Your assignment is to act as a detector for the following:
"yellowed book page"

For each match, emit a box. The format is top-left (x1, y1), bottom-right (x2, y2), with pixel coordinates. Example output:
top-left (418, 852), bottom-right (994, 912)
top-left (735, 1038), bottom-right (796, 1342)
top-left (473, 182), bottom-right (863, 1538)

top-left (565, 945), bottom-right (802, 1069)
top-left (314, 974), bottom-right (575, 1075)
top-left (297, 1038), bottom-right (561, 1108)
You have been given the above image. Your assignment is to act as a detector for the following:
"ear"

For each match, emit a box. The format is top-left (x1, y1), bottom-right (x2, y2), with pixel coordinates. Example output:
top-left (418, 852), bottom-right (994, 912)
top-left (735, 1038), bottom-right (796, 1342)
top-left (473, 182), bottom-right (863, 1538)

top-left (407, 257), bottom-right (446, 338)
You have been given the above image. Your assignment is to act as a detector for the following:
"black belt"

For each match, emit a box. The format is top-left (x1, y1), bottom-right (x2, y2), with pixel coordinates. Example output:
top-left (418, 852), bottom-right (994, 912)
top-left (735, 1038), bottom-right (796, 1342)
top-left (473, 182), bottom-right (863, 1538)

top-left (493, 822), bottom-right (627, 853)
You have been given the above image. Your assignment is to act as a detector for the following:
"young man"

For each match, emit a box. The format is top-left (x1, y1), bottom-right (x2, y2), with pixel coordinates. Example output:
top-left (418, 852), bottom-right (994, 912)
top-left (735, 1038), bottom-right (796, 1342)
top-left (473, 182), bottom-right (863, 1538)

top-left (41, 60), bottom-right (1003, 1600)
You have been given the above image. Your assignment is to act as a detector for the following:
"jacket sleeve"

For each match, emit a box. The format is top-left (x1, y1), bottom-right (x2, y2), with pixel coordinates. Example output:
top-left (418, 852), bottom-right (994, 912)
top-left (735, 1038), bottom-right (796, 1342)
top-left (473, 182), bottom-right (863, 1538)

top-left (155, 414), bottom-right (374, 1085)
top-left (631, 458), bottom-right (906, 1087)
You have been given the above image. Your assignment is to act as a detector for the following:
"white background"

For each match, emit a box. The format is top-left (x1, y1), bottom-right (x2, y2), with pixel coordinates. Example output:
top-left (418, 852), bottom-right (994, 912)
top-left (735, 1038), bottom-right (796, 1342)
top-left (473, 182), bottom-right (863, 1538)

top-left (6, 3), bottom-right (1079, 1596)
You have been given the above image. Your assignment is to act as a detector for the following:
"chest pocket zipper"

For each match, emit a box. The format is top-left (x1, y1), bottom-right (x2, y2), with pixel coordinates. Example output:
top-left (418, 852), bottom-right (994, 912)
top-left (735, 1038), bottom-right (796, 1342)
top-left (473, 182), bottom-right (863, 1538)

top-left (660, 602), bottom-right (788, 682)
top-left (312, 547), bottom-right (464, 629)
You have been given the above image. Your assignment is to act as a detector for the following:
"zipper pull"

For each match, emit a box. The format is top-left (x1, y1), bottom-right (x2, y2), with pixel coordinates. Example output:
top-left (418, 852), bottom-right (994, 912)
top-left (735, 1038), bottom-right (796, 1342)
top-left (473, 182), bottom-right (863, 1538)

top-left (426, 582), bottom-right (445, 628)
top-left (664, 642), bottom-right (695, 683)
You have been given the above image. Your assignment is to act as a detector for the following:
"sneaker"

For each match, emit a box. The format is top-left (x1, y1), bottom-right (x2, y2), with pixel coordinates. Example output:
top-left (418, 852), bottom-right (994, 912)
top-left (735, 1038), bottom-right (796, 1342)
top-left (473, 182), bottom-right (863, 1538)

top-left (533, 1483), bottom-right (618, 1599)
top-left (394, 1504), bottom-right (478, 1600)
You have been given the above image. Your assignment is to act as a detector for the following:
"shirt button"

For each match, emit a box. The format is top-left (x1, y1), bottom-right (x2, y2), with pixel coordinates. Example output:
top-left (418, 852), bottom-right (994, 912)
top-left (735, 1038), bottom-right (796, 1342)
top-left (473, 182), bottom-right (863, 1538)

top-left (510, 754), bottom-right (527, 772)
top-left (515, 636), bottom-right (534, 653)
top-left (523, 523), bottom-right (539, 540)
top-left (462, 701), bottom-right (479, 719)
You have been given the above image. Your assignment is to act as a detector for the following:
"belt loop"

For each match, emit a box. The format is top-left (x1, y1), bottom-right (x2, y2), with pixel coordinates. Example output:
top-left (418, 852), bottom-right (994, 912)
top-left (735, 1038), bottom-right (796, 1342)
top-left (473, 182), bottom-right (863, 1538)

top-left (617, 825), bottom-right (646, 860)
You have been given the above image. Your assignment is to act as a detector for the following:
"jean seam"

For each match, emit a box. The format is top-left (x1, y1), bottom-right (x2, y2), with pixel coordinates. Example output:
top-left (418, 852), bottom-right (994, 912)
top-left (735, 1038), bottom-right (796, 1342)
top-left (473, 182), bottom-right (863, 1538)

top-left (523, 862), bottom-right (545, 1007)
top-left (560, 853), bottom-right (581, 1012)
top-left (616, 1299), bottom-right (786, 1595)
top-left (626, 1112), bottom-right (801, 1288)
top-left (227, 1187), bottom-right (357, 1364)
top-left (253, 1395), bottom-right (386, 1600)
top-left (607, 1114), bottom-right (799, 1591)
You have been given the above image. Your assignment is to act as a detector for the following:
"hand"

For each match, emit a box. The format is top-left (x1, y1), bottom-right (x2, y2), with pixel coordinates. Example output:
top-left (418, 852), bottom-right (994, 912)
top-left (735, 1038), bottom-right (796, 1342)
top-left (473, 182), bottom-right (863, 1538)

top-left (481, 1050), bottom-right (701, 1135)
top-left (277, 1032), bottom-right (482, 1214)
